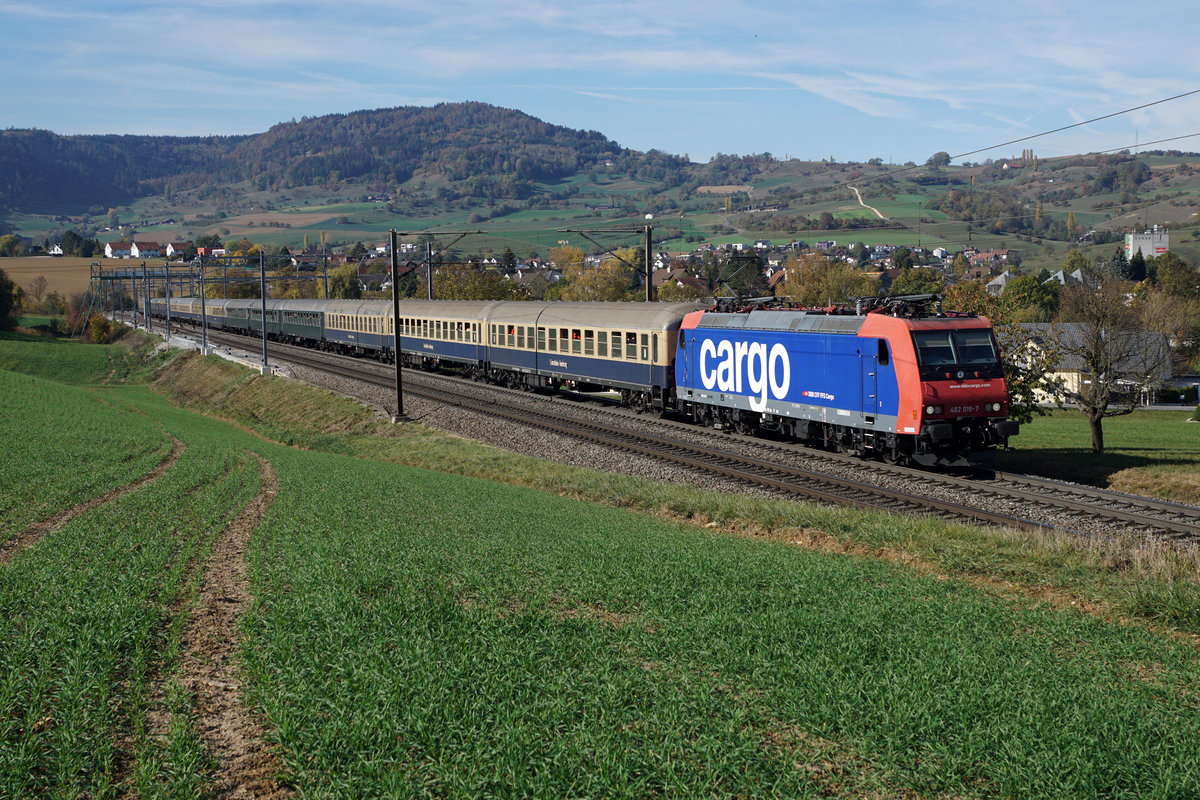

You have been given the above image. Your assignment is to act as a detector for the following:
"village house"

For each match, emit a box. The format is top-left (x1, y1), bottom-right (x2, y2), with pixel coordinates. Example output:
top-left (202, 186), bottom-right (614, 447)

top-left (104, 241), bottom-right (133, 258)
top-left (1019, 323), bottom-right (1172, 404)
top-left (131, 241), bottom-right (163, 258)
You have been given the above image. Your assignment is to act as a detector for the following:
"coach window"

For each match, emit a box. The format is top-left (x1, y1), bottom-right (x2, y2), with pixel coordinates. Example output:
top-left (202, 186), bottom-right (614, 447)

top-left (611, 331), bottom-right (622, 358)
top-left (547, 328), bottom-right (557, 351)
top-left (584, 330), bottom-right (594, 355)
top-left (597, 331), bottom-right (608, 357)
top-left (641, 333), bottom-right (650, 361)
top-left (537, 327), bottom-right (546, 350)
top-left (652, 334), bottom-right (658, 363)
top-left (516, 325), bottom-right (525, 348)
top-left (626, 332), bottom-right (638, 360)
top-left (526, 327), bottom-right (534, 349)
top-left (571, 329), bottom-right (581, 354)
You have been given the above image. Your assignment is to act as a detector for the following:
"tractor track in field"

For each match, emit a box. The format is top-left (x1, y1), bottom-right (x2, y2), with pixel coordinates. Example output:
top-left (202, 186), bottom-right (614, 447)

top-left (179, 452), bottom-right (288, 799)
top-left (0, 436), bottom-right (185, 566)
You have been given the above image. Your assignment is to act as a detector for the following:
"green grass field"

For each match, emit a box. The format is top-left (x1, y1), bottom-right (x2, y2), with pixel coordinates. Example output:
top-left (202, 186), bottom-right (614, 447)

top-left (996, 408), bottom-right (1200, 502)
top-left (2, 333), bottom-right (1199, 798)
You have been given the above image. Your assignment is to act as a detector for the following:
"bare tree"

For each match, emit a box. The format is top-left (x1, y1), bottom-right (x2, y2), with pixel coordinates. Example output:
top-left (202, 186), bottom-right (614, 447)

top-left (28, 275), bottom-right (49, 305)
top-left (1056, 270), bottom-right (1171, 452)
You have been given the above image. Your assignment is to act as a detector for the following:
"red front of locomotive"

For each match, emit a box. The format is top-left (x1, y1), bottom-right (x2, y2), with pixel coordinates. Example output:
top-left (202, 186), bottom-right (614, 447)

top-left (860, 312), bottom-right (1018, 465)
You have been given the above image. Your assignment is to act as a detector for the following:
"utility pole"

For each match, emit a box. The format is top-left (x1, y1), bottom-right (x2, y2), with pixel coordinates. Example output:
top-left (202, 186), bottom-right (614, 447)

top-left (143, 261), bottom-right (151, 332)
top-left (390, 229), bottom-right (405, 421)
top-left (198, 263), bottom-right (208, 353)
top-left (426, 240), bottom-right (434, 300)
top-left (259, 251), bottom-right (268, 373)
top-left (645, 224), bottom-right (653, 301)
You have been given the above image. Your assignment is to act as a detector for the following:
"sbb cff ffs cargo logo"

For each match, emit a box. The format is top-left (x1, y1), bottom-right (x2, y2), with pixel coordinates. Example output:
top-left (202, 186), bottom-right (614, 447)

top-left (699, 338), bottom-right (791, 412)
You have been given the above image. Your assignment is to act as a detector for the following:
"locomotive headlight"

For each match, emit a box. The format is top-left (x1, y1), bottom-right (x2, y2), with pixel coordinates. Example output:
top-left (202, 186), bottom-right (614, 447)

top-left (925, 405), bottom-right (942, 415)
top-left (991, 402), bottom-right (1002, 412)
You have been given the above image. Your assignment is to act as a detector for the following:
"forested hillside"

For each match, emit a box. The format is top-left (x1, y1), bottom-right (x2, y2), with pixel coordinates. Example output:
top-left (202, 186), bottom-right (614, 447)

top-left (0, 103), bottom-right (649, 211)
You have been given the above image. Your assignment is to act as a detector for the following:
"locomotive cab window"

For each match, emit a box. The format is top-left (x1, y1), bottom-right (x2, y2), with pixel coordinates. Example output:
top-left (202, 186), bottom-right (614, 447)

top-left (878, 339), bottom-right (889, 365)
top-left (913, 329), bottom-right (1003, 378)
top-left (956, 329), bottom-right (999, 365)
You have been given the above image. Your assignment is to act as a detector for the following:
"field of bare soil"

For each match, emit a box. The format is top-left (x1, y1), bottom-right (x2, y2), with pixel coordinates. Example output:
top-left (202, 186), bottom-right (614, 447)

top-left (3, 257), bottom-right (97, 298)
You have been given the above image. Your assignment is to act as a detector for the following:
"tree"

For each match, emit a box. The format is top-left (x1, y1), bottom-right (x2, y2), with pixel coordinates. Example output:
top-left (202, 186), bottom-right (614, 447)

top-left (327, 264), bottom-right (362, 299)
top-left (560, 256), bottom-right (635, 302)
top-left (1127, 250), bottom-right (1147, 282)
top-left (549, 245), bottom-right (585, 271)
top-left (0, 234), bottom-right (23, 257)
top-left (1056, 269), bottom-right (1171, 452)
top-left (1001, 275), bottom-right (1058, 322)
top-left (891, 247), bottom-right (915, 270)
top-left (778, 254), bottom-right (879, 306)
top-left (28, 275), bottom-right (49, 305)
top-left (1063, 248), bottom-right (1089, 275)
top-left (500, 247), bottom-right (518, 272)
top-left (926, 151), bottom-right (951, 168)
top-left (1156, 255), bottom-right (1200, 299)
top-left (435, 262), bottom-right (528, 300)
top-left (0, 268), bottom-right (16, 330)
top-left (888, 267), bottom-right (943, 296)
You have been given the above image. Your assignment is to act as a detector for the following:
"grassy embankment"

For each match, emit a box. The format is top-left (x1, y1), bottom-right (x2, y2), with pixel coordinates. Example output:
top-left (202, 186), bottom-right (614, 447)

top-left (2, 332), bottom-right (1199, 798)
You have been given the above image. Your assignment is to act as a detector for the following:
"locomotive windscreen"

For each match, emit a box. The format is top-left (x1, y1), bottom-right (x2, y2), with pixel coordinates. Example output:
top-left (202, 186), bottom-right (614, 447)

top-left (912, 329), bottom-right (1002, 377)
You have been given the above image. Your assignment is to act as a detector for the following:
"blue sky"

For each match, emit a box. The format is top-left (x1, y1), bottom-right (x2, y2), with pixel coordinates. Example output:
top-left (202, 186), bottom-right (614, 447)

top-left (5, 0), bottom-right (1200, 165)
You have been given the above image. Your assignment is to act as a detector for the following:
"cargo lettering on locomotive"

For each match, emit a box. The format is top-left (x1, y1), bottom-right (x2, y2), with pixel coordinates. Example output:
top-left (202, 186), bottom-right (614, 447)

top-left (698, 338), bottom-right (791, 412)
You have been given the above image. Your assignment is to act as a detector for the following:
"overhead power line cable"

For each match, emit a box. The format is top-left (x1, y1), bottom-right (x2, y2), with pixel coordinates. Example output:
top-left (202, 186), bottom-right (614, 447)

top-left (950, 88), bottom-right (1200, 161)
top-left (844, 88), bottom-right (1200, 189)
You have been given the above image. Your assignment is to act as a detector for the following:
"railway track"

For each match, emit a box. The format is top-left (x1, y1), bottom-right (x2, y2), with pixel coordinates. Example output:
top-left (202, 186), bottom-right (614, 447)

top-left (186, 325), bottom-right (1200, 546)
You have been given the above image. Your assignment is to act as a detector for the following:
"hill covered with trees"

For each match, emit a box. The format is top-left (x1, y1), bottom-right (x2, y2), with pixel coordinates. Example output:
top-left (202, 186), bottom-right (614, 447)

top-left (0, 103), bottom-right (669, 211)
